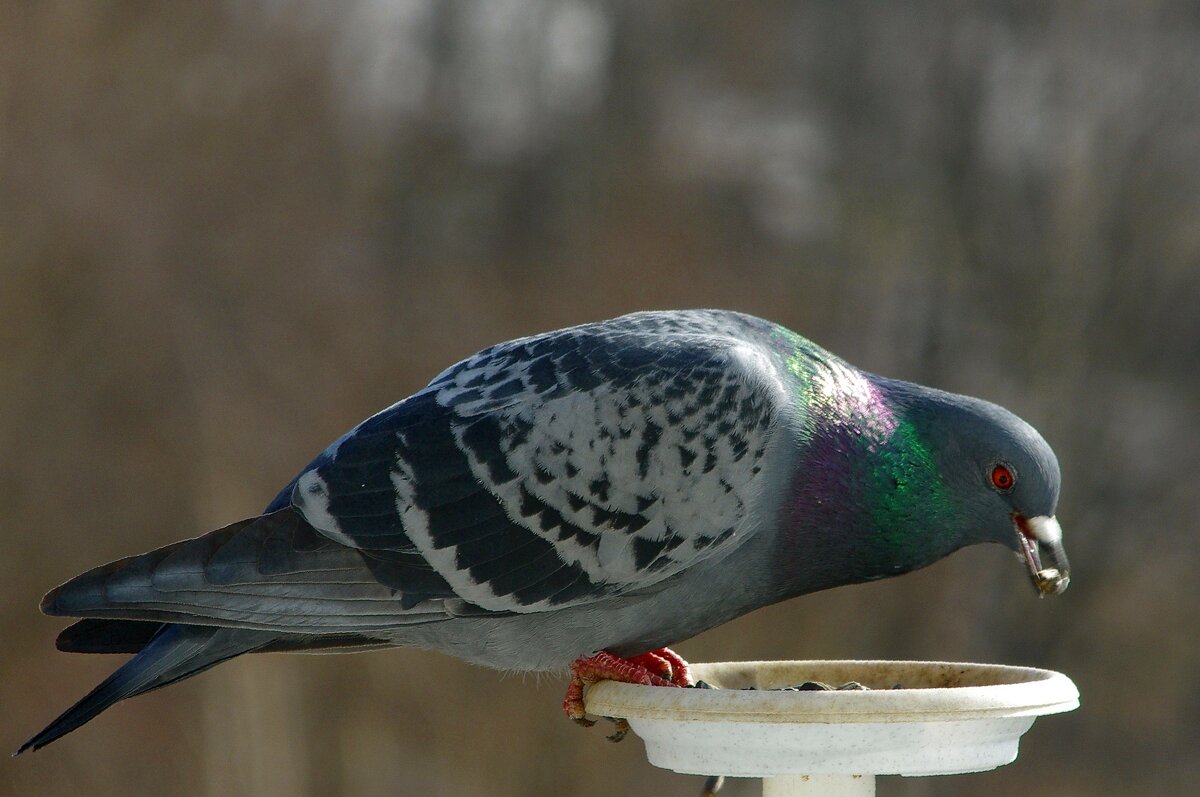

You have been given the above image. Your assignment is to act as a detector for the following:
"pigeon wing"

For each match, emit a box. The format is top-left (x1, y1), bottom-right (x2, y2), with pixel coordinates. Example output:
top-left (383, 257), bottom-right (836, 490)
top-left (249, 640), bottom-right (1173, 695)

top-left (292, 322), bottom-right (782, 614)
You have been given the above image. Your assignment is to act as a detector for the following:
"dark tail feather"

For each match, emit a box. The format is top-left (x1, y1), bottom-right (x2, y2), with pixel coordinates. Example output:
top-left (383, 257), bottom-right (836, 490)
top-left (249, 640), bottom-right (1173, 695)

top-left (55, 617), bottom-right (392, 656)
top-left (55, 618), bottom-right (165, 654)
top-left (17, 623), bottom-right (271, 754)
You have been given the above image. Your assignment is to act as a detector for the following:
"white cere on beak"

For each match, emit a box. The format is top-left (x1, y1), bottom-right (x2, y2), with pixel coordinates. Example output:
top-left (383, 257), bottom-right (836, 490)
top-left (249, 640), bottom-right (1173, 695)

top-left (1025, 515), bottom-right (1063, 546)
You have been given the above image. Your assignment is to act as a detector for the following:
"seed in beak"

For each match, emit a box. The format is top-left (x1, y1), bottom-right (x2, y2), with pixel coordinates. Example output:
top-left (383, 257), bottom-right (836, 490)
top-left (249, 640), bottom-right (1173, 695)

top-left (1034, 568), bottom-right (1069, 596)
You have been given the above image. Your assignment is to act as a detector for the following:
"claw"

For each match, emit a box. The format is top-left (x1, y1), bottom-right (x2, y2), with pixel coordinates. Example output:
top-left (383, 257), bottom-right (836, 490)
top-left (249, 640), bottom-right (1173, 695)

top-left (605, 718), bottom-right (631, 743)
top-left (654, 647), bottom-right (694, 686)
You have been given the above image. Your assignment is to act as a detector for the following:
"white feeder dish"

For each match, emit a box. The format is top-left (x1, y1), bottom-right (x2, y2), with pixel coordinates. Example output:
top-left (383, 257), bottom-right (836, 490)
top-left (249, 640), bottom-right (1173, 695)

top-left (584, 660), bottom-right (1078, 796)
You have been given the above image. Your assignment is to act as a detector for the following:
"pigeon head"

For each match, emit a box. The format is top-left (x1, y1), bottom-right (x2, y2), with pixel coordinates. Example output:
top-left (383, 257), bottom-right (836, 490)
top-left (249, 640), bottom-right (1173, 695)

top-left (882, 379), bottom-right (1070, 597)
top-left (778, 355), bottom-right (1070, 599)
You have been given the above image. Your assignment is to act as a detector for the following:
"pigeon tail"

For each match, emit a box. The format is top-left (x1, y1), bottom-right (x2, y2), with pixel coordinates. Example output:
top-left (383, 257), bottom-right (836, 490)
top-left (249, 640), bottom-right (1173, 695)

top-left (17, 623), bottom-right (270, 754)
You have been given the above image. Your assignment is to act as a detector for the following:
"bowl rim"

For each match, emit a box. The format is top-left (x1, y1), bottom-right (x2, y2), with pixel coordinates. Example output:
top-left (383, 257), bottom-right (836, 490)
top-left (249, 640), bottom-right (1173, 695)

top-left (583, 659), bottom-right (1080, 724)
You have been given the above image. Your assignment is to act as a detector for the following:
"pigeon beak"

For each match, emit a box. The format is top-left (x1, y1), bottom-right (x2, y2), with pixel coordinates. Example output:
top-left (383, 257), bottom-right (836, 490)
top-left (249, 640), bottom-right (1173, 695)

top-left (1013, 514), bottom-right (1070, 597)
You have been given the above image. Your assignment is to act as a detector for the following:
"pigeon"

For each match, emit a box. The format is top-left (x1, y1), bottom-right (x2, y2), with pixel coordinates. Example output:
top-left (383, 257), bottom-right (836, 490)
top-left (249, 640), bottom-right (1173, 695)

top-left (19, 309), bottom-right (1069, 753)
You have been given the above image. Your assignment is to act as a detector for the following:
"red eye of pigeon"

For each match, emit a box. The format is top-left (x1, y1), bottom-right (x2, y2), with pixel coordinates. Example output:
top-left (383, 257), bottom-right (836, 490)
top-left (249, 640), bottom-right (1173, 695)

top-left (991, 463), bottom-right (1015, 491)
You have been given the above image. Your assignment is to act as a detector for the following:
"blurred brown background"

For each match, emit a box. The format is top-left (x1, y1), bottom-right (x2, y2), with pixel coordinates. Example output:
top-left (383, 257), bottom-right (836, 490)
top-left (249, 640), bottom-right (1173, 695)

top-left (2, 2), bottom-right (1197, 795)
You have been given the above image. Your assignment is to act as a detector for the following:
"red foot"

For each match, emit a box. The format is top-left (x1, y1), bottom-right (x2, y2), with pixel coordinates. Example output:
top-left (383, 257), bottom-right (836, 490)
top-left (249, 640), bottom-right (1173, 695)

top-left (562, 647), bottom-right (693, 726)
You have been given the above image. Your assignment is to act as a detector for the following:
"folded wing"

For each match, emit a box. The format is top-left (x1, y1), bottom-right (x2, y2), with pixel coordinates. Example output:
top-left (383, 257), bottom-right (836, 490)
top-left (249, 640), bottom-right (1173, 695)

top-left (291, 319), bottom-right (781, 615)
